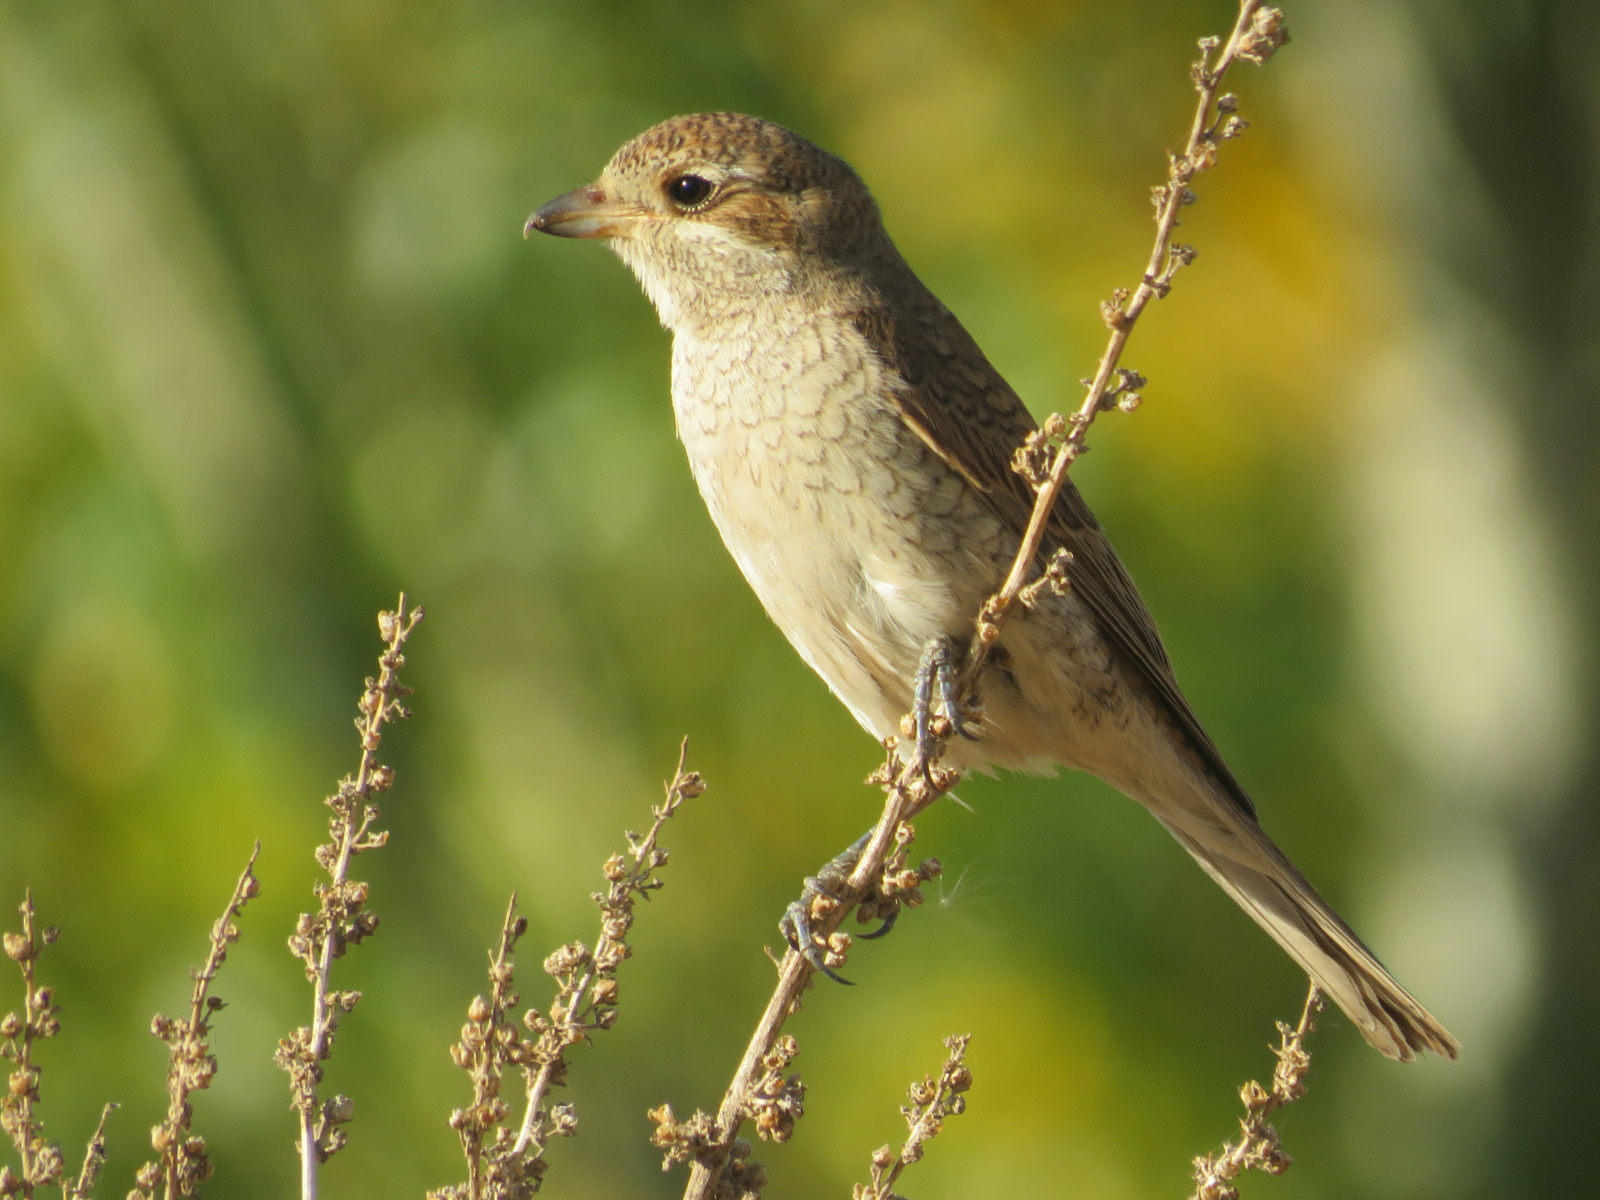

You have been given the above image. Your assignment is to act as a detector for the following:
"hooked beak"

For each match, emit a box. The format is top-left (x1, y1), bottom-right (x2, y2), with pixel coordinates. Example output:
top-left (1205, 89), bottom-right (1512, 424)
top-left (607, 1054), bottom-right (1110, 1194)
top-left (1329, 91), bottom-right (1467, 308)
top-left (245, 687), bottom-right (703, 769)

top-left (523, 185), bottom-right (639, 239)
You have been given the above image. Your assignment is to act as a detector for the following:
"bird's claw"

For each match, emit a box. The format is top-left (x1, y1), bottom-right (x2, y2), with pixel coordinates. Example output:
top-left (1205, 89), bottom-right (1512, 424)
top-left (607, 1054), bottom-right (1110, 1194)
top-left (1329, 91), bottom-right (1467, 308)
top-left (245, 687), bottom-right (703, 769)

top-left (856, 907), bottom-right (899, 940)
top-left (780, 897), bottom-right (853, 984)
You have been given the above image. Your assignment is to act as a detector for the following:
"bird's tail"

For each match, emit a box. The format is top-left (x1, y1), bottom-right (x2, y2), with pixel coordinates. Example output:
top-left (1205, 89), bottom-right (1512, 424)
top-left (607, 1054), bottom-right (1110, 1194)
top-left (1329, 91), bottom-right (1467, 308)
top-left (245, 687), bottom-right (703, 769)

top-left (1160, 818), bottom-right (1459, 1062)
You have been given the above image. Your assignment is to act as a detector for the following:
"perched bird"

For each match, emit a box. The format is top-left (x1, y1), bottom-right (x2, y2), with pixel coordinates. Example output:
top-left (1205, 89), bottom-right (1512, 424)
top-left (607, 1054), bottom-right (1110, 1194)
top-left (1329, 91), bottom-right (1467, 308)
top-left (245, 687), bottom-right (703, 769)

top-left (527, 112), bottom-right (1458, 1061)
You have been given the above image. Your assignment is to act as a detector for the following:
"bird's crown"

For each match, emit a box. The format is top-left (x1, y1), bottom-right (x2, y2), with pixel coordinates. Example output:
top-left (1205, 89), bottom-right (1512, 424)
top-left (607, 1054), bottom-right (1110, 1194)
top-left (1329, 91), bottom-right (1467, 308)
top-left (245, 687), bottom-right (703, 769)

top-left (606, 112), bottom-right (849, 197)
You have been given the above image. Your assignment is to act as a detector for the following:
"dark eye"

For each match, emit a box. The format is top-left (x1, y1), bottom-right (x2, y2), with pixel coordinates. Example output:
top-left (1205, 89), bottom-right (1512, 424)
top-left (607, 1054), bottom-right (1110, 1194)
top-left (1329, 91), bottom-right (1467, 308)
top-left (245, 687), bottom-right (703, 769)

top-left (667, 174), bottom-right (713, 208)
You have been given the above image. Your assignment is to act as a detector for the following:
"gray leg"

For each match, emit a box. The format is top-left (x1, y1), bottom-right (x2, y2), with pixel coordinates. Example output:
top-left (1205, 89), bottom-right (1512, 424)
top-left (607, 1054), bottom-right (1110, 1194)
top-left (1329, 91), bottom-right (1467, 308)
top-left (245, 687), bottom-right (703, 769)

top-left (913, 637), bottom-right (979, 773)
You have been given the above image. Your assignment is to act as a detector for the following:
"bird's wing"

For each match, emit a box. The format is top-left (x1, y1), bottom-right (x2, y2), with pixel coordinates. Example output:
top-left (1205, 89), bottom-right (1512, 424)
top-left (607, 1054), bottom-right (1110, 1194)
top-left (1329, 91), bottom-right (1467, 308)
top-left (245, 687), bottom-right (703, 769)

top-left (852, 288), bottom-right (1257, 819)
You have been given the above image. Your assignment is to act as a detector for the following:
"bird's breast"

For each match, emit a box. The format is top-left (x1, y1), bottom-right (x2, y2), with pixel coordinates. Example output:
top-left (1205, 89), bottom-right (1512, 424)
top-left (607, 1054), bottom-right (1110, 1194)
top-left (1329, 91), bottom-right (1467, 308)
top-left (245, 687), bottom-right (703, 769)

top-left (667, 310), bottom-right (1014, 737)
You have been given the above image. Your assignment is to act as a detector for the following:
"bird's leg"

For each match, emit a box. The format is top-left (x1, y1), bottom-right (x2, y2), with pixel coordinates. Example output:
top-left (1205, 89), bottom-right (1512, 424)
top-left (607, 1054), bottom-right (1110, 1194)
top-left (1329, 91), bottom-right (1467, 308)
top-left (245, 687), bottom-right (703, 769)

top-left (912, 637), bottom-right (980, 777)
top-left (780, 642), bottom-right (974, 983)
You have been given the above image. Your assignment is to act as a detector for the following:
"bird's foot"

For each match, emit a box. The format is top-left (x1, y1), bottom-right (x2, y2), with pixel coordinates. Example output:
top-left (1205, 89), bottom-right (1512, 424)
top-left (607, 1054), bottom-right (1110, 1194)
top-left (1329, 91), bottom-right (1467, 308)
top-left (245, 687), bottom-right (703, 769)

top-left (778, 821), bottom-right (941, 985)
top-left (779, 831), bottom-right (872, 984)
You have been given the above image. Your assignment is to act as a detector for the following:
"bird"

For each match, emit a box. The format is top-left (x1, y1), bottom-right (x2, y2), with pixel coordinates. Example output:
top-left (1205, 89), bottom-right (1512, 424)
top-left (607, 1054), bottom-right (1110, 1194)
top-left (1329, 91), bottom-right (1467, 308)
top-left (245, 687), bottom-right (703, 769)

top-left (526, 112), bottom-right (1458, 1062)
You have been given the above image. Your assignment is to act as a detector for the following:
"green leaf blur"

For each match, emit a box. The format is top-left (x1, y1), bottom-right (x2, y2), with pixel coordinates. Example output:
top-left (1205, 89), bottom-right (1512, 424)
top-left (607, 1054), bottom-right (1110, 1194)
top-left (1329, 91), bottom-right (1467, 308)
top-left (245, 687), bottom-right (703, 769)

top-left (0, 1), bottom-right (1592, 1198)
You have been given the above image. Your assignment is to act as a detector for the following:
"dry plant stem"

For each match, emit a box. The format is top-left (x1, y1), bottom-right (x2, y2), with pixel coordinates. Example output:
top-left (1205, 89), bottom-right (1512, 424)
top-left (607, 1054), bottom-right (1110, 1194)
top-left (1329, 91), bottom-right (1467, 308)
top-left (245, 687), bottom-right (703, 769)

top-left (2, 898), bottom-right (114, 1200)
top-left (465, 897), bottom-right (526, 1197)
top-left (514, 742), bottom-right (704, 1166)
top-left (428, 896), bottom-right (540, 1200)
top-left (961, 0), bottom-right (1287, 690)
top-left (134, 847), bottom-right (263, 1200)
top-left (853, 1035), bottom-right (972, 1200)
top-left (1, 892), bottom-right (65, 1199)
top-left (277, 594), bottom-right (424, 1200)
top-left (1190, 983), bottom-right (1322, 1200)
top-left (682, 8), bottom-right (1288, 1197)
top-left (71, 1104), bottom-right (115, 1200)
top-left (680, 758), bottom-right (946, 1200)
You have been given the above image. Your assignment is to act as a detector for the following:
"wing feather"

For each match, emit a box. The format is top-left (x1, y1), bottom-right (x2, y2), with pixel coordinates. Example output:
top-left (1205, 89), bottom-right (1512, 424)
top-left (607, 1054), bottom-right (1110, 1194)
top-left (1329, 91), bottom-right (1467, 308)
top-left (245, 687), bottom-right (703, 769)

top-left (852, 286), bottom-right (1257, 819)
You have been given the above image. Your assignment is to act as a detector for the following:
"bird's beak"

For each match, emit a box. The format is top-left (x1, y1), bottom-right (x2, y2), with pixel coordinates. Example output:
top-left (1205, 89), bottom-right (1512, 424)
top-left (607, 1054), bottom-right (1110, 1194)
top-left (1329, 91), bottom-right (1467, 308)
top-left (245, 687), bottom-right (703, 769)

top-left (524, 186), bottom-right (638, 240)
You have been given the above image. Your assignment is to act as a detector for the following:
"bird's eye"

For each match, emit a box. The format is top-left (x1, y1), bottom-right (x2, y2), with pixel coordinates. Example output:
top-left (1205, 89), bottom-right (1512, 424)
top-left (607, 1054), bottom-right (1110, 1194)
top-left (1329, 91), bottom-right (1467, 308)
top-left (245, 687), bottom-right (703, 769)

top-left (666, 174), bottom-right (713, 208)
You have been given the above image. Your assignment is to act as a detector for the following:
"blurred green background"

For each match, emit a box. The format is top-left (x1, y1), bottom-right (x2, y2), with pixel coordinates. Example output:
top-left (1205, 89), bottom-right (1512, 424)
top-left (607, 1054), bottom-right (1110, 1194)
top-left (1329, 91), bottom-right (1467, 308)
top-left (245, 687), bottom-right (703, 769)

top-left (1, 0), bottom-right (1595, 1196)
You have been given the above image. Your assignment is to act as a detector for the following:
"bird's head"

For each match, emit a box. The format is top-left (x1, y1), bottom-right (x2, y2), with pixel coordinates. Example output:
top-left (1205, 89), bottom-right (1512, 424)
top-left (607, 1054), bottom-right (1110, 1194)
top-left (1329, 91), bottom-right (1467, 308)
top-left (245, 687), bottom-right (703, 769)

top-left (526, 113), bottom-right (883, 329)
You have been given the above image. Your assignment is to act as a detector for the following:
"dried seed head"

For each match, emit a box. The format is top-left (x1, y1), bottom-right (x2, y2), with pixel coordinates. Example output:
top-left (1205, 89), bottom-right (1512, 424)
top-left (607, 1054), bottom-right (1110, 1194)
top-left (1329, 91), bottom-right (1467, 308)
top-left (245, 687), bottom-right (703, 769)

top-left (550, 1103), bottom-right (579, 1137)
top-left (1237, 7), bottom-right (1290, 64)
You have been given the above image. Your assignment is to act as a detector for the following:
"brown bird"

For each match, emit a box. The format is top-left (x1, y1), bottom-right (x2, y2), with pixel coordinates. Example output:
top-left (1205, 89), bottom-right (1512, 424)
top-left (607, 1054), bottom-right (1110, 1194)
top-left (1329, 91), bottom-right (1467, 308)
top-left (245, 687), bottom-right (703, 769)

top-left (527, 112), bottom-right (1458, 1062)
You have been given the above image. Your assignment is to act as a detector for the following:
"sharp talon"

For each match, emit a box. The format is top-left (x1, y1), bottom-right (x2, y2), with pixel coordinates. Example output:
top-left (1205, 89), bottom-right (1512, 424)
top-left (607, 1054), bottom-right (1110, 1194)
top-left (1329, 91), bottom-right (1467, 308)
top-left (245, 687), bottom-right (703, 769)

top-left (781, 897), bottom-right (854, 985)
top-left (783, 909), bottom-right (853, 984)
top-left (946, 703), bottom-right (982, 743)
top-left (858, 908), bottom-right (899, 940)
top-left (811, 953), bottom-right (854, 986)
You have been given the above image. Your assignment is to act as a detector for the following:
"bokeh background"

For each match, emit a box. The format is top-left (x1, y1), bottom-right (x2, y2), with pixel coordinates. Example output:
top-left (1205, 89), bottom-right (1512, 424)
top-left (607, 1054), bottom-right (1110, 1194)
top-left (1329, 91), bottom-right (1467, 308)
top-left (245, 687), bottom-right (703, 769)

top-left (1, 0), bottom-right (1595, 1196)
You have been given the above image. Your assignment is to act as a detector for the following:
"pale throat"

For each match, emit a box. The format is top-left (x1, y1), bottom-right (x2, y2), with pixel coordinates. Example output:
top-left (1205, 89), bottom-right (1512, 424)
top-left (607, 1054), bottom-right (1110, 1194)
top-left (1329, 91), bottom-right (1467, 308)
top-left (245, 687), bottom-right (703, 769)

top-left (612, 227), bottom-right (804, 337)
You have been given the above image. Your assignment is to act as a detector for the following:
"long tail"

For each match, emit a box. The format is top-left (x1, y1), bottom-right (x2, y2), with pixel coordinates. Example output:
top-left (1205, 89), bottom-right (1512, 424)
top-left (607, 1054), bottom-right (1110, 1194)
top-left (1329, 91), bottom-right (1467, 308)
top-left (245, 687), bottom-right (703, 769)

top-left (1160, 817), bottom-right (1459, 1062)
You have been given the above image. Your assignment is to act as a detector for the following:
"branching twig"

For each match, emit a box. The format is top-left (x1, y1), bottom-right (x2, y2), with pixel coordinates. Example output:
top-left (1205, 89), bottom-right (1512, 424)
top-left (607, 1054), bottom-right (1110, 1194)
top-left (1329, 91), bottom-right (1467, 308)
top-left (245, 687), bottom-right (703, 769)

top-left (673, 750), bottom-right (948, 1200)
top-left (853, 1035), bottom-right (972, 1200)
top-left (1190, 984), bottom-right (1322, 1199)
top-left (431, 743), bottom-right (703, 1200)
top-left (0, 902), bottom-right (112, 1200)
top-left (276, 594), bottom-right (424, 1200)
top-left (524, 743), bottom-right (702, 1158)
top-left (133, 847), bottom-right (263, 1200)
top-left (672, 6), bottom-right (1289, 1197)
top-left (428, 897), bottom-right (539, 1200)
top-left (70, 1104), bottom-right (116, 1200)
top-left (962, 0), bottom-right (1288, 686)
top-left (1, 894), bottom-right (65, 1199)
